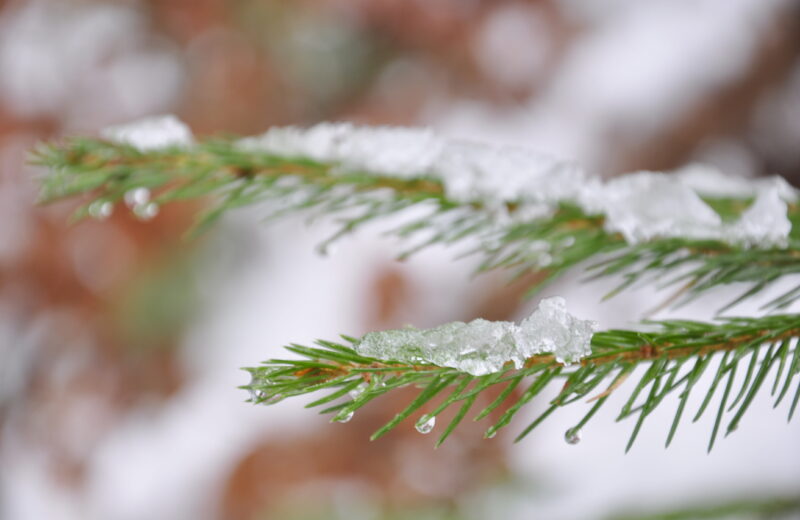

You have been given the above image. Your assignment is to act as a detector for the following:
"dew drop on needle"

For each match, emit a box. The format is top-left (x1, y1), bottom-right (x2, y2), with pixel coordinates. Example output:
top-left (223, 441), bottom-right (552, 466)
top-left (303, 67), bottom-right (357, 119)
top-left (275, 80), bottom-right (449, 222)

top-left (565, 427), bottom-right (581, 445)
top-left (415, 414), bottom-right (436, 434)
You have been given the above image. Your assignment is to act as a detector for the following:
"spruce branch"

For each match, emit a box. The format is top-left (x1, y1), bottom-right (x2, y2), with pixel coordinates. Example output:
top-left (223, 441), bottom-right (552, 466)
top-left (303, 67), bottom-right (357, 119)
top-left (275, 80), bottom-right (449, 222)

top-left (32, 125), bottom-right (800, 449)
top-left (245, 314), bottom-right (800, 450)
top-left (32, 137), bottom-right (800, 308)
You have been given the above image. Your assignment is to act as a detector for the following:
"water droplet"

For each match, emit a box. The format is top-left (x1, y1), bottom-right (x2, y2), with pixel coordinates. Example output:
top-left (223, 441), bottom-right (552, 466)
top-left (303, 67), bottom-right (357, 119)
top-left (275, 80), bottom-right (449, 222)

top-left (349, 382), bottom-right (368, 400)
top-left (124, 187), bottom-right (150, 208)
top-left (486, 428), bottom-right (497, 439)
top-left (133, 201), bottom-right (159, 221)
top-left (565, 427), bottom-right (581, 445)
top-left (88, 200), bottom-right (113, 220)
top-left (332, 410), bottom-right (354, 423)
top-left (415, 414), bottom-right (436, 434)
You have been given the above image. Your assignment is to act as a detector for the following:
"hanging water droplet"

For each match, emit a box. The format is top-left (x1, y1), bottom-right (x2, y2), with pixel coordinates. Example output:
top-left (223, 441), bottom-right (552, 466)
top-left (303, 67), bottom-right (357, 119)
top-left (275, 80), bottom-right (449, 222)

top-left (486, 428), bottom-right (497, 439)
top-left (247, 371), bottom-right (267, 402)
top-left (133, 201), bottom-right (159, 221)
top-left (565, 427), bottom-right (581, 445)
top-left (415, 414), bottom-right (436, 434)
top-left (88, 200), bottom-right (113, 220)
top-left (124, 187), bottom-right (150, 208)
top-left (332, 410), bottom-right (354, 423)
top-left (349, 382), bottom-right (368, 400)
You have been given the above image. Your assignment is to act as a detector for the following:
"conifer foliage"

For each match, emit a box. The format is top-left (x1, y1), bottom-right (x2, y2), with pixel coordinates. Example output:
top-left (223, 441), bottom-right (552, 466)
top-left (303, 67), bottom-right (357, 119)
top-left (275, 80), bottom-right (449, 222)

top-left (34, 117), bottom-right (800, 450)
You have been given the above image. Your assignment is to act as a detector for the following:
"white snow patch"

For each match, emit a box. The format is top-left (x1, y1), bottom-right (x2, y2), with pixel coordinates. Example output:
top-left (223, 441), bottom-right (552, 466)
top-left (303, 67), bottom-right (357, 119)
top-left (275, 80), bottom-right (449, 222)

top-left (599, 172), bottom-right (724, 243)
top-left (725, 185), bottom-right (791, 248)
top-left (674, 162), bottom-right (797, 202)
top-left (101, 114), bottom-right (193, 151)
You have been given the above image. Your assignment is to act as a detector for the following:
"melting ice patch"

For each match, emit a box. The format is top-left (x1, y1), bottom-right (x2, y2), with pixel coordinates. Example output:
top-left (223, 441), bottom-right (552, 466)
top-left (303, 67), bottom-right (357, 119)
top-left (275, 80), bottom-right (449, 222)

top-left (356, 296), bottom-right (598, 375)
top-left (101, 114), bottom-right (193, 151)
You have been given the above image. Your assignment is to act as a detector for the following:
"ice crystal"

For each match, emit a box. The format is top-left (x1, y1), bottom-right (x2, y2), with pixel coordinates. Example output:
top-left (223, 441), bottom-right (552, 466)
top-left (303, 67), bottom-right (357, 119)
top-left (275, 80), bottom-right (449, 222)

top-left (101, 114), bottom-right (193, 151)
top-left (356, 297), bottom-right (598, 376)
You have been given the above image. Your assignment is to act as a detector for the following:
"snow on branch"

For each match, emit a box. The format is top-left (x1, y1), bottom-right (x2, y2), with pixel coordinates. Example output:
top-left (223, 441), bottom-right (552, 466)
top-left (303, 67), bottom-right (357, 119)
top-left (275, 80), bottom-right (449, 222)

top-left (239, 120), bottom-right (796, 248)
top-left (246, 314), bottom-right (800, 449)
top-left (33, 115), bottom-right (800, 310)
top-left (358, 297), bottom-right (598, 375)
top-left (85, 115), bottom-right (796, 249)
top-left (31, 115), bottom-right (800, 449)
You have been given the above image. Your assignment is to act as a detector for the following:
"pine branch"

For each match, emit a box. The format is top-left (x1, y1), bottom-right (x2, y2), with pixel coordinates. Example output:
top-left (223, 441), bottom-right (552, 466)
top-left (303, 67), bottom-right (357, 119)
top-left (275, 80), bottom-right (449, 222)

top-left (245, 314), bottom-right (800, 450)
top-left (32, 137), bottom-right (800, 308)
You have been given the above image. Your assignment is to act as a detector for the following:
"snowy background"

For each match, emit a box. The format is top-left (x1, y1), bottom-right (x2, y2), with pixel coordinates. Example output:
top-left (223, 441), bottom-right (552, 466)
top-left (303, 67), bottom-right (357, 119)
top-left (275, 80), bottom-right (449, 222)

top-left (1, 0), bottom-right (799, 519)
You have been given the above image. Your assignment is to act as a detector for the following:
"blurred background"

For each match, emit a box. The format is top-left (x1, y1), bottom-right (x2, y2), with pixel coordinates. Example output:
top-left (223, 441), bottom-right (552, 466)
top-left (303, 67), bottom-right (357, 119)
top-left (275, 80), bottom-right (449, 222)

top-left (1, 0), bottom-right (800, 519)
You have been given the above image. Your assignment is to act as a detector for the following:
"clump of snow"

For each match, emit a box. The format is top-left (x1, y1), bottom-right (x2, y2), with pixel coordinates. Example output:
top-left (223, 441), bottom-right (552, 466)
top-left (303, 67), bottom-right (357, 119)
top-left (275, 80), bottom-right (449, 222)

top-left (674, 163), bottom-right (797, 202)
top-left (516, 296), bottom-right (597, 364)
top-left (356, 296), bottom-right (598, 375)
top-left (435, 141), bottom-right (588, 208)
top-left (101, 115), bottom-right (193, 151)
top-left (336, 126), bottom-right (445, 178)
top-left (598, 172), bottom-right (724, 243)
top-left (595, 168), bottom-right (796, 248)
top-left (238, 123), bottom-right (444, 178)
top-left (723, 186), bottom-right (791, 248)
top-left (237, 123), bottom-right (353, 164)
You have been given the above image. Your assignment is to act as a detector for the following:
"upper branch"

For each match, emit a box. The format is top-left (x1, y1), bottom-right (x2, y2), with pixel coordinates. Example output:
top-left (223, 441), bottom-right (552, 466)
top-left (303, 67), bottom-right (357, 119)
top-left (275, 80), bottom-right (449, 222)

top-left (33, 134), bottom-right (800, 311)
